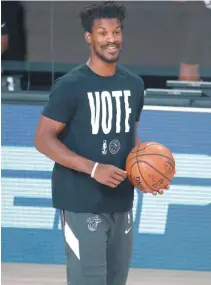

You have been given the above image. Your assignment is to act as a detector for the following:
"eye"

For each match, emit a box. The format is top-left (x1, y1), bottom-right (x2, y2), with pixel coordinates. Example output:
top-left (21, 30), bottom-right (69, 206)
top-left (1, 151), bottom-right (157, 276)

top-left (99, 31), bottom-right (107, 36)
top-left (115, 30), bottom-right (121, 35)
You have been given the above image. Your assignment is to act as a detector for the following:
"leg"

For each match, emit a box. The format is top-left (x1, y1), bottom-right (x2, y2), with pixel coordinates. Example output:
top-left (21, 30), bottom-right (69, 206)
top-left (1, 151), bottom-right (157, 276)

top-left (61, 211), bottom-right (109, 285)
top-left (107, 210), bottom-right (133, 285)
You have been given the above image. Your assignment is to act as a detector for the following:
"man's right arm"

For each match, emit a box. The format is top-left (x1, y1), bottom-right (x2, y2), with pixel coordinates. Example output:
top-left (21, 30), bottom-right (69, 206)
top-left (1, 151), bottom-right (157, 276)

top-left (34, 115), bottom-right (95, 175)
top-left (34, 115), bottom-right (127, 189)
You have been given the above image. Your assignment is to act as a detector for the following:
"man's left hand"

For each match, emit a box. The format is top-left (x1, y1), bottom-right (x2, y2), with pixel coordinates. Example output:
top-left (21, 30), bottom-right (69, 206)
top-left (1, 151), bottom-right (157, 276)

top-left (142, 185), bottom-right (170, 196)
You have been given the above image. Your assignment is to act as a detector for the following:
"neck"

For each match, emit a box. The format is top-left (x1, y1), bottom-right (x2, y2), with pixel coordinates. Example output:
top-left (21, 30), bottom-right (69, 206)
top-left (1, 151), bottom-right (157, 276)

top-left (87, 57), bottom-right (117, 77)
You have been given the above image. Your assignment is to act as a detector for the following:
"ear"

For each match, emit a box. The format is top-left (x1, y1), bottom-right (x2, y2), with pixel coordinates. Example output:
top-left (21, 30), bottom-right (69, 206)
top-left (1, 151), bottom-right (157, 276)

top-left (85, 32), bottom-right (92, 44)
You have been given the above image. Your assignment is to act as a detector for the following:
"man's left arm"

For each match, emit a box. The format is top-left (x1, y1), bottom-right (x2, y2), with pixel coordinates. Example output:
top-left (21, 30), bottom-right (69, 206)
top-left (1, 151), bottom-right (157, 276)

top-left (134, 77), bottom-right (144, 146)
top-left (135, 121), bottom-right (165, 196)
top-left (135, 122), bottom-right (141, 146)
top-left (134, 80), bottom-right (166, 196)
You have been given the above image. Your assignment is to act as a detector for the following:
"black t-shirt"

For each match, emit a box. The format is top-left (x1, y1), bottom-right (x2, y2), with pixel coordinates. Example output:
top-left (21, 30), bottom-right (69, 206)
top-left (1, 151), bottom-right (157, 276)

top-left (42, 64), bottom-right (144, 213)
top-left (1, 14), bottom-right (8, 35)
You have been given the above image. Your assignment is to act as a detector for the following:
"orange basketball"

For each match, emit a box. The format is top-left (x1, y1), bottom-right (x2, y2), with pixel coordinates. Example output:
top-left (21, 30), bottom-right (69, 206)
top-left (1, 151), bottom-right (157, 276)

top-left (126, 142), bottom-right (176, 192)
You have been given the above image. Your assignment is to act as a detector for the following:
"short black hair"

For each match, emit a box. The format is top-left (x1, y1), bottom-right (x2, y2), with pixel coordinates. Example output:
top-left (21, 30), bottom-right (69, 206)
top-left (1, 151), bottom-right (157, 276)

top-left (80, 1), bottom-right (126, 32)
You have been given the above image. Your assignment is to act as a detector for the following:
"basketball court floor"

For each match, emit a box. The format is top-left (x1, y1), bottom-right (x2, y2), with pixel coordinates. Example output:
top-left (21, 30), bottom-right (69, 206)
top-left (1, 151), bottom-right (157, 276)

top-left (2, 263), bottom-right (211, 285)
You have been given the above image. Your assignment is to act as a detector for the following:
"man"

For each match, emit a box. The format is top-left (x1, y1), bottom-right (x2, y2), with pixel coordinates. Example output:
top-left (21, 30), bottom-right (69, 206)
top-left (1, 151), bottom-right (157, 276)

top-left (35, 2), bottom-right (167, 285)
top-left (179, 0), bottom-right (211, 81)
top-left (178, 0), bottom-right (200, 81)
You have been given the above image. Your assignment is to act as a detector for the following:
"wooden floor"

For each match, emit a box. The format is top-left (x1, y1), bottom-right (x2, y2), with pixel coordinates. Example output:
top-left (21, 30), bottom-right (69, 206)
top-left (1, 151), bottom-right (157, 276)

top-left (1, 263), bottom-right (211, 285)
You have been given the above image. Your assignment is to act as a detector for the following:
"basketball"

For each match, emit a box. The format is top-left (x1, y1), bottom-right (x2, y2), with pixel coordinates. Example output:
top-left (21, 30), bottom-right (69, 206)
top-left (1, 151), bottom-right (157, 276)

top-left (126, 142), bottom-right (176, 192)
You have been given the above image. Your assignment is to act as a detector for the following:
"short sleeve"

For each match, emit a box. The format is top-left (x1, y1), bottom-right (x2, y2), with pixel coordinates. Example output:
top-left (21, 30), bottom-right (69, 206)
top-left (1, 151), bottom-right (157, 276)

top-left (135, 77), bottom-right (145, 122)
top-left (42, 76), bottom-right (77, 123)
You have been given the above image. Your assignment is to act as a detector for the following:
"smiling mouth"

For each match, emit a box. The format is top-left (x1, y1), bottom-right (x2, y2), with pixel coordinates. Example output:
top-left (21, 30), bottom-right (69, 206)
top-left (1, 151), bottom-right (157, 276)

top-left (104, 45), bottom-right (119, 53)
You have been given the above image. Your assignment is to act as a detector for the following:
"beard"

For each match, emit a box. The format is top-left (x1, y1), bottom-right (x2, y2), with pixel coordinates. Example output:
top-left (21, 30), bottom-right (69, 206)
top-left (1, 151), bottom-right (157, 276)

top-left (92, 44), bottom-right (121, 63)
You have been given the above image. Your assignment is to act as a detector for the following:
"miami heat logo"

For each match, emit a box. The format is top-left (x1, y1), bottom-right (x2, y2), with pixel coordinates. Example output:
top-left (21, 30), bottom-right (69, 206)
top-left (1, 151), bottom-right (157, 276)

top-left (86, 215), bottom-right (102, 231)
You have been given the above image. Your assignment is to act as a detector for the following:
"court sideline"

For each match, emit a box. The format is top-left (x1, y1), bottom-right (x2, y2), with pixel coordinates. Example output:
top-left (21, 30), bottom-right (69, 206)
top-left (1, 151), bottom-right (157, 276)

top-left (2, 263), bottom-right (211, 285)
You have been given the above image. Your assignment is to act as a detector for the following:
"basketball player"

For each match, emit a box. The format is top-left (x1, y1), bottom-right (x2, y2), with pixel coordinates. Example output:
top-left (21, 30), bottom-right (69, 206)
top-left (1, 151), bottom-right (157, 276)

top-left (34, 2), bottom-right (167, 285)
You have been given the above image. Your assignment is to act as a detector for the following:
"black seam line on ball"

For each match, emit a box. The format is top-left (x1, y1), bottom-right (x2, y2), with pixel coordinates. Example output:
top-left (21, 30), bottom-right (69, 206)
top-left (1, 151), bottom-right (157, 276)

top-left (129, 159), bottom-right (171, 184)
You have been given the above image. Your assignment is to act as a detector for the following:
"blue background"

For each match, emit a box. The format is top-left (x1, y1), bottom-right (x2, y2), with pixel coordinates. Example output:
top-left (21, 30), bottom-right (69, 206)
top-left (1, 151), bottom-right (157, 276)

top-left (1, 104), bottom-right (211, 271)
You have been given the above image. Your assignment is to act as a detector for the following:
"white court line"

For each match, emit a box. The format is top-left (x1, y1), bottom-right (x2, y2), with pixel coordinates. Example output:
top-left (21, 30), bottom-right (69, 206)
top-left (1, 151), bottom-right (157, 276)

top-left (143, 105), bottom-right (211, 113)
top-left (1, 146), bottom-right (211, 178)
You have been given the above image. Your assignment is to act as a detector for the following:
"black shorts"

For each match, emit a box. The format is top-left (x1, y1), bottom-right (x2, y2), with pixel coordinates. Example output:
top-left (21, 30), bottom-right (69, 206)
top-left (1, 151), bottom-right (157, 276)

top-left (61, 210), bottom-right (133, 285)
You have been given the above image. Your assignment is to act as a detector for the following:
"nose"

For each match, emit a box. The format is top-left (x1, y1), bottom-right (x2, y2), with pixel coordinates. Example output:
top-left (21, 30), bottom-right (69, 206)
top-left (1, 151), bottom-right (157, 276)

top-left (107, 33), bottom-right (115, 43)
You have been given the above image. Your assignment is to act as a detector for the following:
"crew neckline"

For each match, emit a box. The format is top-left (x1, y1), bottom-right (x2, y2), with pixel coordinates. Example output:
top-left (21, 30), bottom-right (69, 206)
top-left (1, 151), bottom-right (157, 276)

top-left (84, 63), bottom-right (118, 79)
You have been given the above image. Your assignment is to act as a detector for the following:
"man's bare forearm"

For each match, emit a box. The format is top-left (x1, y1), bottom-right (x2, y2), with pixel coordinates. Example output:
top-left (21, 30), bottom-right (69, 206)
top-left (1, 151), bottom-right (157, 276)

top-left (35, 135), bottom-right (95, 175)
top-left (136, 135), bottom-right (141, 146)
top-left (135, 122), bottom-right (142, 146)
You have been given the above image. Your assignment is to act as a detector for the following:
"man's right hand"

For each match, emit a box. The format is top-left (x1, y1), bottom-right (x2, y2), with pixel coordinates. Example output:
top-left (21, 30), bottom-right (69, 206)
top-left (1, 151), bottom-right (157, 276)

top-left (93, 164), bottom-right (128, 188)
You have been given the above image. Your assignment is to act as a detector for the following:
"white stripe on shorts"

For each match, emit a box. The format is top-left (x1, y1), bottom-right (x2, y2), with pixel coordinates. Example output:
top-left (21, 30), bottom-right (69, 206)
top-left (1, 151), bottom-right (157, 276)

top-left (64, 222), bottom-right (80, 260)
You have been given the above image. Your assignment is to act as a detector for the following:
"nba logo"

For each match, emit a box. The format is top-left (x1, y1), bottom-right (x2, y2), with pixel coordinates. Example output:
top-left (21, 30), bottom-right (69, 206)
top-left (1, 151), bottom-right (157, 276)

top-left (102, 140), bottom-right (107, 155)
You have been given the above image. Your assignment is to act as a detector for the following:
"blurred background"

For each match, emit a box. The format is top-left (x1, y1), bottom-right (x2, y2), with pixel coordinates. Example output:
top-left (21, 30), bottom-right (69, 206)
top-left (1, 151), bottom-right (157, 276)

top-left (1, 0), bottom-right (211, 90)
top-left (1, 1), bottom-right (211, 284)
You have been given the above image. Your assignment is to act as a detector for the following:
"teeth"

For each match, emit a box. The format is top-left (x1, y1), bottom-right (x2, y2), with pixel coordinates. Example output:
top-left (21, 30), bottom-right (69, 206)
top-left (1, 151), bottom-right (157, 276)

top-left (107, 46), bottom-right (117, 51)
